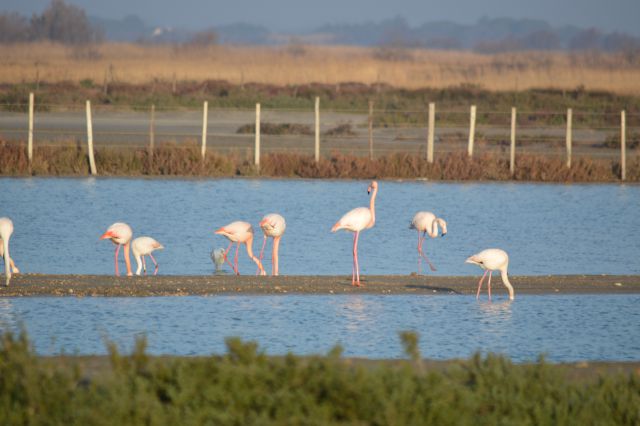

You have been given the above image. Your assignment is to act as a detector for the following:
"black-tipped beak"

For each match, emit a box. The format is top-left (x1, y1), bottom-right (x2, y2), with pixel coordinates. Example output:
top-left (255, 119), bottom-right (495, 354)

top-left (441, 233), bottom-right (447, 237)
top-left (367, 189), bottom-right (371, 195)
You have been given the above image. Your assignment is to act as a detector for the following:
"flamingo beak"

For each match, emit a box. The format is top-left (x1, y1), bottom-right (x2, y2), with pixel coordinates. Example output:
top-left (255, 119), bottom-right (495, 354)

top-left (367, 187), bottom-right (371, 195)
top-left (259, 218), bottom-right (269, 227)
top-left (441, 232), bottom-right (447, 237)
top-left (100, 231), bottom-right (112, 240)
top-left (214, 227), bottom-right (224, 235)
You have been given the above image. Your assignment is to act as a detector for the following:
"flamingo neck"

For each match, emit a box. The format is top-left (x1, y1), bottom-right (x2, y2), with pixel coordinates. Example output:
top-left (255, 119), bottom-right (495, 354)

top-left (368, 186), bottom-right (377, 228)
top-left (429, 219), bottom-right (439, 238)
top-left (500, 268), bottom-right (515, 300)
top-left (134, 253), bottom-right (142, 275)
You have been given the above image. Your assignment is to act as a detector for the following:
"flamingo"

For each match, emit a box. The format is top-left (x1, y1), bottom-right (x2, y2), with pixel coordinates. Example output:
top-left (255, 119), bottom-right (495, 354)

top-left (100, 222), bottom-right (133, 276)
top-left (214, 221), bottom-right (265, 276)
top-left (331, 181), bottom-right (378, 286)
top-left (132, 236), bottom-right (164, 276)
top-left (258, 213), bottom-right (286, 276)
top-left (0, 217), bottom-right (18, 286)
top-left (410, 211), bottom-right (447, 273)
top-left (465, 249), bottom-right (515, 301)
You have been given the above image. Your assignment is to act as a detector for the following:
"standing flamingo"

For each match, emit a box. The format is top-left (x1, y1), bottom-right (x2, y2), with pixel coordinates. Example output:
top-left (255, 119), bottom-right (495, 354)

top-left (215, 221), bottom-right (265, 276)
top-left (100, 222), bottom-right (133, 276)
top-left (132, 236), bottom-right (164, 276)
top-left (0, 217), bottom-right (17, 286)
top-left (331, 181), bottom-right (378, 287)
top-left (258, 213), bottom-right (286, 276)
top-left (410, 211), bottom-right (447, 273)
top-left (465, 249), bottom-right (515, 301)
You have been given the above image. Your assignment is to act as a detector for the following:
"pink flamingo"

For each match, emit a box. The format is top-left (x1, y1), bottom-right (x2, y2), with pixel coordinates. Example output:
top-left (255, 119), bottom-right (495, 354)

top-left (331, 181), bottom-right (378, 287)
top-left (258, 213), bottom-right (286, 276)
top-left (100, 222), bottom-right (133, 276)
top-left (0, 217), bottom-right (18, 286)
top-left (132, 236), bottom-right (164, 276)
top-left (410, 211), bottom-right (447, 273)
top-left (215, 221), bottom-right (265, 276)
top-left (465, 248), bottom-right (515, 301)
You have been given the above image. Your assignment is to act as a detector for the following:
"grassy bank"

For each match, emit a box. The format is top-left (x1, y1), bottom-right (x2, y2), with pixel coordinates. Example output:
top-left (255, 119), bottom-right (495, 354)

top-left (1, 331), bottom-right (638, 425)
top-left (0, 141), bottom-right (637, 182)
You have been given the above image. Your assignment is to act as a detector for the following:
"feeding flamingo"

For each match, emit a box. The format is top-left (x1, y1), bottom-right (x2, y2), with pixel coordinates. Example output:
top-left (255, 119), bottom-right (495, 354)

top-left (465, 248), bottom-right (515, 301)
top-left (258, 213), bottom-right (286, 276)
top-left (100, 222), bottom-right (133, 276)
top-left (215, 221), bottom-right (265, 276)
top-left (331, 181), bottom-right (378, 286)
top-left (132, 236), bottom-right (164, 276)
top-left (410, 211), bottom-right (447, 273)
top-left (0, 217), bottom-right (18, 286)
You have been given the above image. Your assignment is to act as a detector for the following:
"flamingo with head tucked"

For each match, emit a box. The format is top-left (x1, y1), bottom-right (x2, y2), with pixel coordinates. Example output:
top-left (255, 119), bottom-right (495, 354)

top-left (258, 213), bottom-right (286, 276)
top-left (465, 248), bottom-right (515, 301)
top-left (410, 211), bottom-right (447, 273)
top-left (100, 222), bottom-right (133, 276)
top-left (331, 181), bottom-right (378, 287)
top-left (215, 221), bottom-right (265, 276)
top-left (132, 236), bottom-right (164, 276)
top-left (0, 217), bottom-right (18, 286)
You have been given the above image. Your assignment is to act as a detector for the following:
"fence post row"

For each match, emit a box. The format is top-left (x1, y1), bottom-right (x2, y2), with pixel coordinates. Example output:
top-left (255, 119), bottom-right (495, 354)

top-left (85, 100), bottom-right (97, 176)
top-left (510, 107), bottom-right (516, 176)
top-left (149, 104), bottom-right (155, 156)
top-left (201, 101), bottom-right (208, 160)
top-left (468, 105), bottom-right (476, 157)
top-left (28, 92), bottom-right (34, 165)
top-left (427, 102), bottom-right (435, 163)
top-left (315, 97), bottom-right (320, 163)
top-left (566, 108), bottom-right (572, 169)
top-left (368, 100), bottom-right (374, 160)
top-left (255, 103), bottom-right (261, 167)
top-left (621, 110), bottom-right (626, 181)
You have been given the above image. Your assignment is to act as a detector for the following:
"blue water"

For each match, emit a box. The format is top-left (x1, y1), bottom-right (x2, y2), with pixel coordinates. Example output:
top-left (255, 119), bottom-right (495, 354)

top-left (1, 178), bottom-right (639, 276)
top-left (0, 295), bottom-right (638, 361)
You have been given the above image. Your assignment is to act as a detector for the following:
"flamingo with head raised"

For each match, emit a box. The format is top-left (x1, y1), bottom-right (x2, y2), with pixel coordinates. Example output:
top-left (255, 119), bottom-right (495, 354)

top-left (0, 217), bottom-right (18, 286)
top-left (215, 221), bottom-right (265, 276)
top-left (258, 213), bottom-right (286, 276)
top-left (331, 181), bottom-right (378, 287)
top-left (100, 222), bottom-right (133, 276)
top-left (132, 236), bottom-right (164, 276)
top-left (465, 248), bottom-right (515, 301)
top-left (410, 211), bottom-right (447, 273)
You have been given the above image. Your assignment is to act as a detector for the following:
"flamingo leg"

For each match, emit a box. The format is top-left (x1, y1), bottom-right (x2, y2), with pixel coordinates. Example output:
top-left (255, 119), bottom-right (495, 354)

top-left (353, 231), bottom-right (362, 286)
top-left (273, 236), bottom-right (281, 276)
top-left (476, 270), bottom-right (488, 299)
top-left (418, 231), bottom-right (437, 272)
top-left (351, 232), bottom-right (357, 285)
top-left (142, 255), bottom-right (147, 275)
top-left (245, 239), bottom-right (265, 276)
top-left (124, 241), bottom-right (133, 276)
top-left (234, 242), bottom-right (240, 275)
top-left (114, 244), bottom-right (121, 276)
top-left (487, 271), bottom-right (492, 302)
top-left (149, 253), bottom-right (159, 275)
top-left (256, 235), bottom-right (267, 275)
top-left (223, 242), bottom-right (235, 271)
top-left (417, 232), bottom-right (422, 274)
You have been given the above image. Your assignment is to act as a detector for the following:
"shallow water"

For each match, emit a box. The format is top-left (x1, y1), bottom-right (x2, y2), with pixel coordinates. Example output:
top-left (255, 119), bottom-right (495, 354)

top-left (1, 294), bottom-right (639, 361)
top-left (1, 178), bottom-right (639, 276)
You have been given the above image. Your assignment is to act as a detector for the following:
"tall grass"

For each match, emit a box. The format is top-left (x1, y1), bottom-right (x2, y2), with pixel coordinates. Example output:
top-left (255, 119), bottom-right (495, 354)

top-left (1, 330), bottom-right (638, 425)
top-left (1, 42), bottom-right (640, 93)
top-left (1, 141), bottom-right (636, 182)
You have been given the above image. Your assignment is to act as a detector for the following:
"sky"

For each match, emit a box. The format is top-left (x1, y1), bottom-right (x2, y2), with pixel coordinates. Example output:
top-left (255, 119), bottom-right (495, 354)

top-left (4, 0), bottom-right (640, 35)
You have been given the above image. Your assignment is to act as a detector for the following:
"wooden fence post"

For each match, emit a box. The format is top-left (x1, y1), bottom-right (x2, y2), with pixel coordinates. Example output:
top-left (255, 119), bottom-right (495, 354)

top-left (368, 100), bottom-right (374, 160)
top-left (85, 100), bottom-right (97, 176)
top-left (255, 103), bottom-right (261, 167)
top-left (28, 92), bottom-right (34, 165)
top-left (621, 110), bottom-right (626, 181)
top-left (315, 96), bottom-right (320, 163)
top-left (510, 107), bottom-right (516, 176)
top-left (427, 102), bottom-right (435, 163)
top-left (566, 108), bottom-right (572, 168)
top-left (149, 104), bottom-right (155, 156)
top-left (468, 105), bottom-right (476, 157)
top-left (201, 101), bottom-right (208, 160)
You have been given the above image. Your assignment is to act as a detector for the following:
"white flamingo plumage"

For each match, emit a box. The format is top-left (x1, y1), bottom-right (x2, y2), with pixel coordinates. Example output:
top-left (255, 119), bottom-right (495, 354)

top-left (258, 213), bottom-right (286, 276)
top-left (100, 222), bottom-right (133, 276)
top-left (465, 248), bottom-right (515, 301)
top-left (132, 236), bottom-right (164, 276)
top-left (215, 221), bottom-right (265, 276)
top-left (410, 211), bottom-right (447, 273)
top-left (0, 217), bottom-right (17, 286)
top-left (331, 181), bottom-right (378, 286)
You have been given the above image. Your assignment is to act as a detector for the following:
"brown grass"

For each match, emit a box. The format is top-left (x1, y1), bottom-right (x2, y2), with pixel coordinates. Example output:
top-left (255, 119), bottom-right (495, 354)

top-left (1, 140), bottom-right (635, 182)
top-left (2, 42), bottom-right (640, 93)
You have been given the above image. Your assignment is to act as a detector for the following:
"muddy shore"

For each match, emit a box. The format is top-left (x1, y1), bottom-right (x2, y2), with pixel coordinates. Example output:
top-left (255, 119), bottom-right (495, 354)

top-left (1, 274), bottom-right (639, 297)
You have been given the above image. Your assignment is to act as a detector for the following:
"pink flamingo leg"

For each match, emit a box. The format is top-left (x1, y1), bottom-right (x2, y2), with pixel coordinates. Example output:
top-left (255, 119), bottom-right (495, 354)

top-left (142, 255), bottom-right (147, 275)
top-left (353, 231), bottom-right (362, 286)
top-left (272, 236), bottom-right (281, 276)
top-left (114, 244), bottom-right (121, 276)
top-left (351, 232), bottom-right (357, 285)
top-left (476, 270), bottom-right (488, 299)
top-left (487, 271), bottom-right (492, 301)
top-left (222, 242), bottom-right (235, 271)
top-left (256, 235), bottom-right (268, 275)
top-left (149, 253), bottom-right (159, 275)
top-left (418, 231), bottom-right (437, 272)
top-left (233, 242), bottom-right (240, 275)
top-left (417, 232), bottom-right (422, 274)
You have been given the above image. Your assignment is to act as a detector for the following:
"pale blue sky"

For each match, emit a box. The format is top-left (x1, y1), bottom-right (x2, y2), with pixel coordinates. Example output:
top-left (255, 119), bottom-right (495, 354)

top-left (4, 0), bottom-right (639, 35)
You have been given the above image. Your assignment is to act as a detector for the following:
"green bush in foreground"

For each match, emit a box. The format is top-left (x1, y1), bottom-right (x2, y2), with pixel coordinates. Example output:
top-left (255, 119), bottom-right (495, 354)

top-left (0, 331), bottom-right (638, 425)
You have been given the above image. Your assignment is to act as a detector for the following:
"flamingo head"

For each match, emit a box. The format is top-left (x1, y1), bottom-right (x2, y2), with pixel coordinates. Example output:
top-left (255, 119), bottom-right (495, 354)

top-left (259, 218), bottom-right (270, 227)
top-left (214, 227), bottom-right (225, 235)
top-left (465, 255), bottom-right (482, 266)
top-left (367, 181), bottom-right (378, 194)
top-left (100, 231), bottom-right (114, 240)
